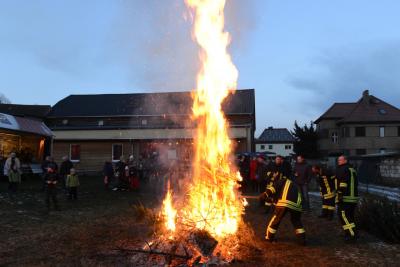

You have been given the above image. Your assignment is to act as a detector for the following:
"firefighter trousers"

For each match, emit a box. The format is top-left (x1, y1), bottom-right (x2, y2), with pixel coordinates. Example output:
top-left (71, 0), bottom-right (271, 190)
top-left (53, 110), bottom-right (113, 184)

top-left (265, 207), bottom-right (305, 244)
top-left (321, 197), bottom-right (335, 219)
top-left (337, 202), bottom-right (357, 239)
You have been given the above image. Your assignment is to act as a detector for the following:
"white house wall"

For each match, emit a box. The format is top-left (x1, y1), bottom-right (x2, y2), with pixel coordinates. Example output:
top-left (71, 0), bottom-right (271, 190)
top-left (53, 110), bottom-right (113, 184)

top-left (256, 143), bottom-right (294, 157)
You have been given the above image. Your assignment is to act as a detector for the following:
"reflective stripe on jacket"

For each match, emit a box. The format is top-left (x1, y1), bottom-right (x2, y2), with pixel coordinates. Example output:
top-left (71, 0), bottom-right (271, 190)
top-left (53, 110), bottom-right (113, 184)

top-left (266, 178), bottom-right (302, 212)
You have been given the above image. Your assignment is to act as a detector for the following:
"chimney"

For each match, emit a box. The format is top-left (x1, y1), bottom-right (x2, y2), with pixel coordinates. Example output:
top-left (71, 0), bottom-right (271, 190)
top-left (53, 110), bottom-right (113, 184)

top-left (362, 89), bottom-right (370, 105)
top-left (268, 126), bottom-right (273, 130)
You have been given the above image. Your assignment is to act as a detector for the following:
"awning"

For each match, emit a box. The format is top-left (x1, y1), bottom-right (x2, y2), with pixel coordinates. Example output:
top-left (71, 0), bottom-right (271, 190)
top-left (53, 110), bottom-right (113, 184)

top-left (0, 112), bottom-right (53, 137)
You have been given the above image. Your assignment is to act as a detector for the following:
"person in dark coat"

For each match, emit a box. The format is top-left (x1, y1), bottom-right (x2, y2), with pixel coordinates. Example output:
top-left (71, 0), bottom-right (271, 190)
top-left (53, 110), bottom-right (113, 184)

top-left (114, 156), bottom-right (127, 190)
top-left (336, 155), bottom-right (359, 242)
top-left (294, 155), bottom-right (312, 210)
top-left (312, 164), bottom-right (336, 219)
top-left (59, 156), bottom-right (73, 192)
top-left (260, 177), bottom-right (306, 245)
top-left (44, 166), bottom-right (60, 211)
top-left (103, 160), bottom-right (114, 190)
top-left (256, 155), bottom-right (268, 193)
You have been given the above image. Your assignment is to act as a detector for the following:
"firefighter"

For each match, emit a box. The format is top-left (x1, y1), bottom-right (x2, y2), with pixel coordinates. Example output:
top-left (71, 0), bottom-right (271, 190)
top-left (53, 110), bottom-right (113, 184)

top-left (311, 164), bottom-right (336, 220)
top-left (263, 155), bottom-right (292, 210)
top-left (336, 155), bottom-right (358, 242)
top-left (266, 155), bottom-right (292, 186)
top-left (260, 177), bottom-right (306, 245)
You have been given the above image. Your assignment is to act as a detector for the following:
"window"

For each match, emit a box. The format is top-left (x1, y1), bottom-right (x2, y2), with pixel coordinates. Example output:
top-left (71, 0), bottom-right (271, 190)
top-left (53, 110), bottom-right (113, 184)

top-left (70, 144), bottom-right (81, 162)
top-left (379, 148), bottom-right (386, 154)
top-left (141, 119), bottom-right (147, 125)
top-left (268, 145), bottom-right (273, 150)
top-left (98, 120), bottom-right (104, 126)
top-left (331, 132), bottom-right (338, 144)
top-left (355, 149), bottom-right (366, 155)
top-left (355, 127), bottom-right (366, 137)
top-left (341, 127), bottom-right (350, 137)
top-left (285, 145), bottom-right (292, 150)
top-left (260, 145), bottom-right (265, 150)
top-left (378, 108), bottom-right (387, 115)
top-left (398, 126), bottom-right (400, 137)
top-left (379, 126), bottom-right (385, 137)
top-left (62, 119), bottom-right (68, 125)
top-left (112, 144), bottom-right (123, 161)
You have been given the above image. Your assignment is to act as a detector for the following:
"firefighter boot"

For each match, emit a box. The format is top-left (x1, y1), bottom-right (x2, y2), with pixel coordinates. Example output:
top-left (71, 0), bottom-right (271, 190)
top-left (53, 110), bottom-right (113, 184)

top-left (265, 227), bottom-right (277, 243)
top-left (295, 228), bottom-right (306, 246)
top-left (296, 232), bottom-right (306, 246)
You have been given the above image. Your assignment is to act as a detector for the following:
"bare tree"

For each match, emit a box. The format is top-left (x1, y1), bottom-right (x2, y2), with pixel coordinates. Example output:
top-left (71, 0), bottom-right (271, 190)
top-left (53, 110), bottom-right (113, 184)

top-left (0, 93), bottom-right (11, 104)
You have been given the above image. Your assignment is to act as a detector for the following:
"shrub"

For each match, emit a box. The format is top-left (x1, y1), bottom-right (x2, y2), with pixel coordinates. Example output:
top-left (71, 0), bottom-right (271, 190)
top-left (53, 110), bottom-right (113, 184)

top-left (356, 194), bottom-right (400, 243)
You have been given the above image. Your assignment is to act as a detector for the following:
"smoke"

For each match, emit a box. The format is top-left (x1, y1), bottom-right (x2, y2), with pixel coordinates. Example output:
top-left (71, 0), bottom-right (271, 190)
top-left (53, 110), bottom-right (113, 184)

top-left (110, 0), bottom-right (259, 92)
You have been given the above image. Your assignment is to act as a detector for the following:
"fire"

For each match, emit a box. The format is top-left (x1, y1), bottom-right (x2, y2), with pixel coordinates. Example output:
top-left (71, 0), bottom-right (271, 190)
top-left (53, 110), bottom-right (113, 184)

top-left (161, 0), bottom-right (243, 240)
top-left (162, 182), bottom-right (177, 232)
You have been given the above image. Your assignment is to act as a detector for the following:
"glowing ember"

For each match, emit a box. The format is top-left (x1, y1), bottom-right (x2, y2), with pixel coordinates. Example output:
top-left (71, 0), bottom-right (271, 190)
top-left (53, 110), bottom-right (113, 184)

top-left (161, 0), bottom-right (243, 240)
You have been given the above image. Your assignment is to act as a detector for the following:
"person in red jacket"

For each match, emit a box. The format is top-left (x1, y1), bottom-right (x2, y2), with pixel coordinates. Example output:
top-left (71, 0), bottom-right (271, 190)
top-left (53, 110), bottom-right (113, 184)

top-left (249, 156), bottom-right (258, 192)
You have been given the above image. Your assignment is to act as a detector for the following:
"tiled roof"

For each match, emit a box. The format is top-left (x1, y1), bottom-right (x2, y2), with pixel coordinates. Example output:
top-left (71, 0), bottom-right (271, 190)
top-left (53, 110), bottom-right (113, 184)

top-left (315, 90), bottom-right (400, 124)
top-left (314, 103), bottom-right (356, 123)
top-left (257, 128), bottom-right (295, 143)
top-left (48, 89), bottom-right (255, 117)
top-left (340, 95), bottom-right (400, 123)
top-left (0, 112), bottom-right (52, 136)
top-left (0, 104), bottom-right (51, 119)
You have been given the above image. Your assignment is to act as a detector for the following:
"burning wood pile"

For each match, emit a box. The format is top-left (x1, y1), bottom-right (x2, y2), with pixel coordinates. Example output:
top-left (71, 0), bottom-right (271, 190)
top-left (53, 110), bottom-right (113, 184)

top-left (122, 0), bottom-right (250, 265)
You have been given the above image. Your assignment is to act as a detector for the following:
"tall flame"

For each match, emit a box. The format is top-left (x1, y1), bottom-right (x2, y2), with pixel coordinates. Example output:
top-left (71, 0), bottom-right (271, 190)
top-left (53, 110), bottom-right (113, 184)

top-left (183, 0), bottom-right (242, 238)
top-left (161, 0), bottom-right (243, 240)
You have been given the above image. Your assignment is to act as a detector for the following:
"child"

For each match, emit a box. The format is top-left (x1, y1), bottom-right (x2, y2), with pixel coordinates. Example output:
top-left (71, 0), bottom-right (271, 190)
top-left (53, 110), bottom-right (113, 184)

top-left (44, 166), bottom-right (59, 211)
top-left (66, 168), bottom-right (80, 200)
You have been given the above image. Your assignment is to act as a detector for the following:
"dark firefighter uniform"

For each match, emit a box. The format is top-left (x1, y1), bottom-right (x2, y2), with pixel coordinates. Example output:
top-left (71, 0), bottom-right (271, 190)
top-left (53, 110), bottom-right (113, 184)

top-left (317, 168), bottom-right (336, 219)
top-left (336, 163), bottom-right (358, 240)
top-left (264, 162), bottom-right (292, 209)
top-left (261, 178), bottom-right (305, 245)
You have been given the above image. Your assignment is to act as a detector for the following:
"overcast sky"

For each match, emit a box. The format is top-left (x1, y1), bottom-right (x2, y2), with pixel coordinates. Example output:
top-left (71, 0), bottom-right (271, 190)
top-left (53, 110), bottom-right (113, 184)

top-left (1, 0), bottom-right (399, 136)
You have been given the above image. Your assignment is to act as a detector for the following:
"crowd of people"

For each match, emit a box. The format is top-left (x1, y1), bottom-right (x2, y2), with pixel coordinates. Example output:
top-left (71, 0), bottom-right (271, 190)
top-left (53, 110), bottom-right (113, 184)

top-left (248, 154), bottom-right (359, 245)
top-left (1, 150), bottom-right (358, 242)
top-left (102, 153), bottom-right (190, 200)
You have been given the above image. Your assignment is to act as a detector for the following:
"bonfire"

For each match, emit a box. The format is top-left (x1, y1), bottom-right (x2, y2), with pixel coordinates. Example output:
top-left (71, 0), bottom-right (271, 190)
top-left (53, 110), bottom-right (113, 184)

top-left (129, 0), bottom-right (249, 265)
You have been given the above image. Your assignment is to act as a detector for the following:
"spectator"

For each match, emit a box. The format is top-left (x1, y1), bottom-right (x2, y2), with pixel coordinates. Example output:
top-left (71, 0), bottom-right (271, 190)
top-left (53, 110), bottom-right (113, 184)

top-left (4, 152), bottom-right (21, 193)
top-left (66, 168), bottom-right (79, 200)
top-left (114, 156), bottom-right (127, 190)
top-left (44, 166), bottom-right (59, 211)
top-left (294, 155), bottom-right (312, 210)
top-left (256, 155), bottom-right (268, 193)
top-left (0, 155), bottom-right (5, 181)
top-left (103, 160), bottom-right (114, 190)
top-left (249, 156), bottom-right (258, 192)
top-left (59, 156), bottom-right (73, 192)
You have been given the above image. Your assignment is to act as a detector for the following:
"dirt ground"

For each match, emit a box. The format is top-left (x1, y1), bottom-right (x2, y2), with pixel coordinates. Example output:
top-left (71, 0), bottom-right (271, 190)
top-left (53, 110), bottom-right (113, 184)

top-left (0, 176), bottom-right (399, 266)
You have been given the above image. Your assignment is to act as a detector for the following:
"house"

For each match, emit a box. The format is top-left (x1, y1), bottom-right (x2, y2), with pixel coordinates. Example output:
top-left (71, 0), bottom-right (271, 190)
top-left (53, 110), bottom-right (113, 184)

top-left (256, 127), bottom-right (295, 157)
top-left (0, 104), bottom-right (52, 162)
top-left (315, 90), bottom-right (400, 157)
top-left (46, 89), bottom-right (256, 173)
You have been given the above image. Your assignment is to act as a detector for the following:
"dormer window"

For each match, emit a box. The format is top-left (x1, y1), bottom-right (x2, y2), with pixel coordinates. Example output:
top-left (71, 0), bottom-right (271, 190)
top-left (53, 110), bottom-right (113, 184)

top-left (378, 108), bottom-right (387, 115)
